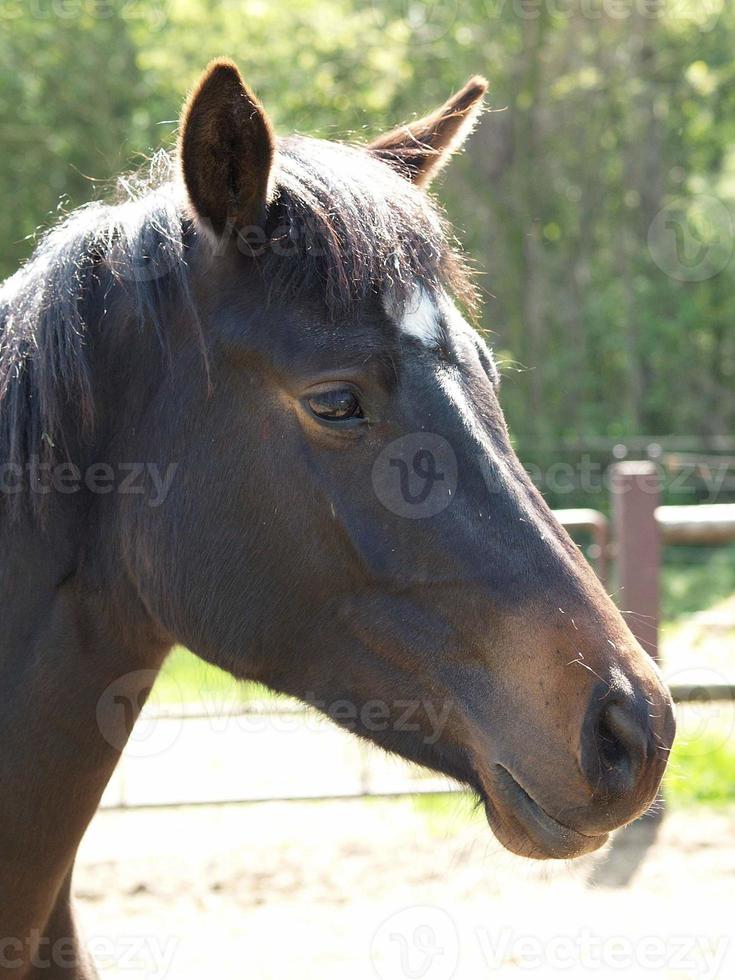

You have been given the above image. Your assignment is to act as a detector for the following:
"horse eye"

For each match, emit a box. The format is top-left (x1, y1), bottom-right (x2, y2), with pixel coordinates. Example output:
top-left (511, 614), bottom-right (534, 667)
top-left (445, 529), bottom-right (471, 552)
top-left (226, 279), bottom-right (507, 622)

top-left (307, 388), bottom-right (363, 422)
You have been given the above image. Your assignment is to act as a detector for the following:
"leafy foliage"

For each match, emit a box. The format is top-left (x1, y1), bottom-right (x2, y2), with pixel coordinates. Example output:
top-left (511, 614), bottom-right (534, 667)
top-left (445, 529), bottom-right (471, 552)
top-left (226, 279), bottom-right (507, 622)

top-left (2, 0), bottom-right (734, 447)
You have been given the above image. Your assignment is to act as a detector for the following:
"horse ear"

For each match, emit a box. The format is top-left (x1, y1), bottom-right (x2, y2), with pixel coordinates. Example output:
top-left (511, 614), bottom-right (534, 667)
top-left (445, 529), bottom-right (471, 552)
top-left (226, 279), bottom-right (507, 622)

top-left (178, 59), bottom-right (275, 237)
top-left (369, 76), bottom-right (488, 187)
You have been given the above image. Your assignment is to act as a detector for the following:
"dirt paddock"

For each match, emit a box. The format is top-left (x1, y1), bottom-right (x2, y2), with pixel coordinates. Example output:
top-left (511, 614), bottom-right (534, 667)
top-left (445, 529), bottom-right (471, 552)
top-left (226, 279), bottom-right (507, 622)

top-left (73, 798), bottom-right (734, 980)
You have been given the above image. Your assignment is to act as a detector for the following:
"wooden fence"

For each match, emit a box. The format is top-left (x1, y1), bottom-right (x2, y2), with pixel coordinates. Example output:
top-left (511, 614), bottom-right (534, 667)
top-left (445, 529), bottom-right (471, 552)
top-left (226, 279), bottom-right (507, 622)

top-left (557, 460), bottom-right (735, 697)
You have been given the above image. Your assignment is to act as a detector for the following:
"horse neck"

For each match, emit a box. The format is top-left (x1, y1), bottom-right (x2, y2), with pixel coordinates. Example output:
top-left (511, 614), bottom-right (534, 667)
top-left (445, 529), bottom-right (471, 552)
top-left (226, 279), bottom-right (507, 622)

top-left (0, 509), bottom-right (168, 954)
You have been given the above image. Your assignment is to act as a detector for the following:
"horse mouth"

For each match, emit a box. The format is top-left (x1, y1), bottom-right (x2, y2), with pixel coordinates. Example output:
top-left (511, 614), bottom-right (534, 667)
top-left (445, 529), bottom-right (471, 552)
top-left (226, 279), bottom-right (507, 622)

top-left (481, 766), bottom-right (608, 860)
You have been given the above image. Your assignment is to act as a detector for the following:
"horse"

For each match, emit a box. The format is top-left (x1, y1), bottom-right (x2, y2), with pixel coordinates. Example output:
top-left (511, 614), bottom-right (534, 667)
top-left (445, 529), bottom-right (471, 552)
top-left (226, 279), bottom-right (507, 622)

top-left (0, 59), bottom-right (674, 978)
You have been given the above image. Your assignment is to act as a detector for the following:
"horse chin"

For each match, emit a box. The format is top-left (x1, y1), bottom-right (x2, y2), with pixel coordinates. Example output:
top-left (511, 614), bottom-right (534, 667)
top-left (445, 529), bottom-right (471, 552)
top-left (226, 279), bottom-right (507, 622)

top-left (481, 766), bottom-right (609, 860)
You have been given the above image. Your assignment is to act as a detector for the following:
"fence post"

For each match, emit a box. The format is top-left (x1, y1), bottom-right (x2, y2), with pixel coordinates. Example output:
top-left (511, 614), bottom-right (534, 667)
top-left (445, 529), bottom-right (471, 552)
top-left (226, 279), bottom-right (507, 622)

top-left (610, 461), bottom-right (661, 660)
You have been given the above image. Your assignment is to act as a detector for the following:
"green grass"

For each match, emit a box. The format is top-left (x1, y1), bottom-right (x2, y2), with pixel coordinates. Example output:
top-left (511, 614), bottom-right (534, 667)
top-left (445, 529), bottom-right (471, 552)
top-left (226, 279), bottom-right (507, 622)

top-left (153, 646), bottom-right (271, 704)
top-left (666, 736), bottom-right (735, 806)
top-left (661, 543), bottom-right (735, 623)
top-left (410, 791), bottom-right (485, 831)
top-left (664, 702), bottom-right (735, 806)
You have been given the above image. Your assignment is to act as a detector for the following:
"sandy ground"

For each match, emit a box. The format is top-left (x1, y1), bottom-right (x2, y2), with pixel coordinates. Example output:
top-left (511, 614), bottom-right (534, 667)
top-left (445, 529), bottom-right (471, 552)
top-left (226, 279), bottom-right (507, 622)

top-left (74, 798), bottom-right (735, 980)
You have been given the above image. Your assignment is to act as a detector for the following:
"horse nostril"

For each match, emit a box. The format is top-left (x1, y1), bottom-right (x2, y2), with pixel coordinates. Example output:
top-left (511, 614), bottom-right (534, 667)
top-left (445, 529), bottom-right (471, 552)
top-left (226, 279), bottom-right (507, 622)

top-left (584, 695), bottom-right (650, 797)
top-left (598, 703), bottom-right (646, 780)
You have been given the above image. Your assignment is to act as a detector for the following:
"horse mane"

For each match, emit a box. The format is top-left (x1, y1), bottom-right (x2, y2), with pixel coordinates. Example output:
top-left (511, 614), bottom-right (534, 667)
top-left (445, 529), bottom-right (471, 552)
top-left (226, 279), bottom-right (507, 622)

top-left (0, 139), bottom-right (475, 503)
top-left (0, 151), bottom-right (195, 487)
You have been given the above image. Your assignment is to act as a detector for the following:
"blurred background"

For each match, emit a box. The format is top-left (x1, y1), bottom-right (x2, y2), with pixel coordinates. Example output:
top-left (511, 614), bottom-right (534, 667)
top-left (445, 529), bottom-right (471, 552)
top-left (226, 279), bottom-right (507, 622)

top-left (2, 0), bottom-right (734, 977)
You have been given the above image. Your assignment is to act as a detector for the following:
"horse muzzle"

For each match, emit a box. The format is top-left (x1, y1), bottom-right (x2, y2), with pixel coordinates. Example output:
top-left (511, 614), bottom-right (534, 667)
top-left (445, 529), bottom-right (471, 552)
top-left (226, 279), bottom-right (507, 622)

top-left (475, 675), bottom-right (676, 860)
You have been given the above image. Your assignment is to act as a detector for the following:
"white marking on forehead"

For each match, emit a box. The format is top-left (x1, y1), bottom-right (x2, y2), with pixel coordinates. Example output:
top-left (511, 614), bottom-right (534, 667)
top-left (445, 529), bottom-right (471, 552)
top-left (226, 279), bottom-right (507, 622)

top-left (385, 284), bottom-right (494, 376)
top-left (396, 287), bottom-right (443, 347)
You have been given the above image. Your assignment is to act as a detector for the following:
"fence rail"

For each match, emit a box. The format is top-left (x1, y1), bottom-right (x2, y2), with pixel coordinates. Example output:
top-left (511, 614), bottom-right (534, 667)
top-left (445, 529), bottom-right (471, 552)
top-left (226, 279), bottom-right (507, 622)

top-left (556, 465), bottom-right (735, 659)
top-left (657, 503), bottom-right (735, 545)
